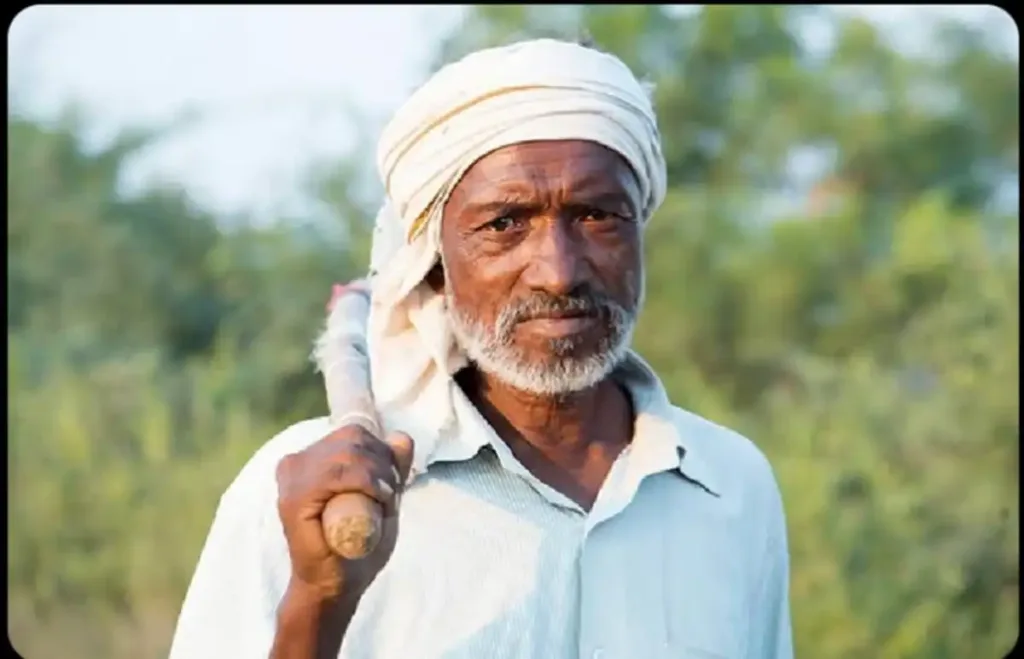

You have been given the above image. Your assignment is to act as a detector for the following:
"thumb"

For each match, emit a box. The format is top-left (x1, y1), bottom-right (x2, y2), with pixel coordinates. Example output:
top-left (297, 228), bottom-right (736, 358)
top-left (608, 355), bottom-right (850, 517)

top-left (384, 431), bottom-right (415, 486)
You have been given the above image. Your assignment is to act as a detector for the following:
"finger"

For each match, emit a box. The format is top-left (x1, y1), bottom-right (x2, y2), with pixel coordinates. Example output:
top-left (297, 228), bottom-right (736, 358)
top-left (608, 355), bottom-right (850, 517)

top-left (309, 465), bottom-right (397, 513)
top-left (384, 431), bottom-right (415, 486)
top-left (347, 429), bottom-right (395, 465)
top-left (317, 427), bottom-right (389, 475)
top-left (319, 425), bottom-right (377, 453)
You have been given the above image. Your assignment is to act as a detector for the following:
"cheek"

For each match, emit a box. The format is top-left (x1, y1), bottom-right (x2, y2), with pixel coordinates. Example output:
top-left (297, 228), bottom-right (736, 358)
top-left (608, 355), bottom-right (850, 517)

top-left (439, 242), bottom-right (474, 299)
top-left (442, 238), bottom-right (520, 313)
top-left (442, 265), bottom-right (498, 325)
top-left (591, 236), bottom-right (643, 298)
top-left (448, 292), bottom-right (505, 331)
top-left (627, 253), bottom-right (645, 300)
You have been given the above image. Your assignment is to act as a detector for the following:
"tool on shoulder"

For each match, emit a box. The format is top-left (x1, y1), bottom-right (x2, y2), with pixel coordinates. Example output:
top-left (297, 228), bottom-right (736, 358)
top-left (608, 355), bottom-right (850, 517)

top-left (313, 280), bottom-right (385, 560)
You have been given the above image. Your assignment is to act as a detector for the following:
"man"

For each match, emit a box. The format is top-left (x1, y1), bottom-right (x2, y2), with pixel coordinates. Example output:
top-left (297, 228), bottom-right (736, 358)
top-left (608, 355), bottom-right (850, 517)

top-left (169, 39), bottom-right (792, 659)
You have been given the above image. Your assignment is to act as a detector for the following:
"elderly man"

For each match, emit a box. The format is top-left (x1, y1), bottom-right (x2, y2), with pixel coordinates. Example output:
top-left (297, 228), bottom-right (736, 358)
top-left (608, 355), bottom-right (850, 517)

top-left (169, 39), bottom-right (792, 659)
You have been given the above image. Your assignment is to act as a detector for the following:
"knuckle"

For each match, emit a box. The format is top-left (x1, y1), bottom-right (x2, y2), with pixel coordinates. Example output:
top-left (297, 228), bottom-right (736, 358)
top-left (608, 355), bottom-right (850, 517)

top-left (275, 454), bottom-right (294, 483)
top-left (349, 440), bottom-right (382, 463)
top-left (342, 467), bottom-right (378, 496)
top-left (325, 461), bottom-right (350, 482)
top-left (276, 488), bottom-right (294, 515)
top-left (328, 425), bottom-right (365, 444)
top-left (349, 430), bottom-right (380, 454)
top-left (326, 460), bottom-right (372, 489)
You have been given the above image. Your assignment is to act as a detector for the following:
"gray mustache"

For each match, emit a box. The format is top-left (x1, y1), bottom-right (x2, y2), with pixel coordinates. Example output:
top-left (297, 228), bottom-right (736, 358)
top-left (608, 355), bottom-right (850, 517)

top-left (497, 291), bottom-right (630, 333)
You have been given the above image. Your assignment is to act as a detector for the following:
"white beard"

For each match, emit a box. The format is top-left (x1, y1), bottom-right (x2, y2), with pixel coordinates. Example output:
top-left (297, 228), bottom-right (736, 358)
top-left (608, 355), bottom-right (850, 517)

top-left (445, 283), bottom-right (641, 396)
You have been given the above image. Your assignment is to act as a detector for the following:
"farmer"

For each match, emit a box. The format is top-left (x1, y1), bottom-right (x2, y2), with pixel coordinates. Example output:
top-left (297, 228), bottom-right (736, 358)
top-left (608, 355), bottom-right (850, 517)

top-left (169, 38), bottom-right (792, 659)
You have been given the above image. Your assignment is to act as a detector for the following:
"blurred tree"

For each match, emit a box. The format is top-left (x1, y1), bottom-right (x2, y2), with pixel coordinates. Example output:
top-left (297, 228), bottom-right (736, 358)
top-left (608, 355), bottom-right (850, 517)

top-left (7, 108), bottom-right (364, 655)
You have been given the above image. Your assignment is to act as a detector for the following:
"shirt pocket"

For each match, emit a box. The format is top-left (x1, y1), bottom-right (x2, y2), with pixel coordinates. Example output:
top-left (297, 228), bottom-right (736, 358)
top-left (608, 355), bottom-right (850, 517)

top-left (579, 483), bottom-right (673, 659)
top-left (662, 490), bottom-right (751, 659)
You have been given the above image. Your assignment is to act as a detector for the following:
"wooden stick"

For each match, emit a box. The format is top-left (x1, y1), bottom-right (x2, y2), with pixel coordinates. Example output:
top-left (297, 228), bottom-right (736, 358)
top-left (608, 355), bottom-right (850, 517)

top-left (322, 450), bottom-right (383, 560)
top-left (314, 282), bottom-right (384, 560)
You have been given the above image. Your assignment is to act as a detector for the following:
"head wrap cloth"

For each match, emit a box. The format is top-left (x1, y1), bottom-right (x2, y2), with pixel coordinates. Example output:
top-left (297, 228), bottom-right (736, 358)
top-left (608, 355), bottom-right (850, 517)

top-left (355, 39), bottom-right (667, 475)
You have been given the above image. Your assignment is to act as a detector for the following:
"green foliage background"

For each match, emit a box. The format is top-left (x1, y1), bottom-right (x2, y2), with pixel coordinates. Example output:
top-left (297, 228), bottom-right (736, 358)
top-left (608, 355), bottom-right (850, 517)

top-left (7, 6), bottom-right (1019, 658)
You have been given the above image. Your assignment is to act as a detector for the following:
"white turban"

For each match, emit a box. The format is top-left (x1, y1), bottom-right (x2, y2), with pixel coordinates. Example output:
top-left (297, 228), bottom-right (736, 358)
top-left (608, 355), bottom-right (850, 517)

top-left (350, 39), bottom-right (666, 476)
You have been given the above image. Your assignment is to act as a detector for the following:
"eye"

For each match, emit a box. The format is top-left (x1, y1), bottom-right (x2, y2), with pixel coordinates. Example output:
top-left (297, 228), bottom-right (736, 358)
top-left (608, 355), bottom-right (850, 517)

top-left (579, 209), bottom-right (622, 224)
top-left (485, 216), bottom-right (521, 232)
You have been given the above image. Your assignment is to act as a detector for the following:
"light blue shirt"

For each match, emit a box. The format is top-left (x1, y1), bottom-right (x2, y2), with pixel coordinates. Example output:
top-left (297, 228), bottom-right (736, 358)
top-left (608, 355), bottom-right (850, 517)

top-left (169, 356), bottom-right (793, 659)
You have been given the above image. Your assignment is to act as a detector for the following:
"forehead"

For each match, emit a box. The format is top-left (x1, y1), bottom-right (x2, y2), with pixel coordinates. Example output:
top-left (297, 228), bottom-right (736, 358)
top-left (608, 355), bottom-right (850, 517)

top-left (450, 140), bottom-right (640, 203)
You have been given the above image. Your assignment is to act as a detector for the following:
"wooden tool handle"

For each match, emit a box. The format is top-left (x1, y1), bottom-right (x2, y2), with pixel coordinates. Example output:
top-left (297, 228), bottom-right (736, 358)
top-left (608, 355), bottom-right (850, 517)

top-left (322, 492), bottom-right (383, 560)
top-left (320, 413), bottom-right (386, 561)
top-left (316, 281), bottom-right (386, 561)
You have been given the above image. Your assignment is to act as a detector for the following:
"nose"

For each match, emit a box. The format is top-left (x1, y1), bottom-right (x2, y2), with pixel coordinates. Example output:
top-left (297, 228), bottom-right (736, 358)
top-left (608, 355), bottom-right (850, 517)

top-left (520, 219), bottom-right (591, 296)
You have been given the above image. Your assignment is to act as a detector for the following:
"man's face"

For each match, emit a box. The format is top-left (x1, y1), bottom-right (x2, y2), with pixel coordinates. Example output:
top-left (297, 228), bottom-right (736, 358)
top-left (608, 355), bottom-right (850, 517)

top-left (439, 139), bottom-right (645, 395)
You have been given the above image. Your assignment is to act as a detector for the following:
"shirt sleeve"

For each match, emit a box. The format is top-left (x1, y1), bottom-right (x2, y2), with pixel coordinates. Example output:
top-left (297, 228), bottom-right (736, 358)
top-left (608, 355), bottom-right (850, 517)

top-left (168, 476), bottom-right (284, 659)
top-left (748, 477), bottom-right (794, 659)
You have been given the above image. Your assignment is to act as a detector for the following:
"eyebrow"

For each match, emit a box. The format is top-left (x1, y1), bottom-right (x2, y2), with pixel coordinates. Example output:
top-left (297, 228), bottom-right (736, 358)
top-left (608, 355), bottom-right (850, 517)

top-left (461, 189), bottom-right (637, 217)
top-left (461, 191), bottom-right (543, 216)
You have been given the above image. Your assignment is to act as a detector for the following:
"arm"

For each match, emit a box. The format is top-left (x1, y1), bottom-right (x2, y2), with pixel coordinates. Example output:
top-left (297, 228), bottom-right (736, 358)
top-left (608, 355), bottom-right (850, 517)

top-left (171, 283), bottom-right (386, 659)
top-left (168, 420), bottom-right (397, 659)
top-left (270, 581), bottom-right (362, 659)
top-left (273, 283), bottom-right (382, 657)
top-left (748, 478), bottom-right (793, 659)
top-left (167, 467), bottom-right (364, 659)
top-left (168, 483), bottom-right (281, 659)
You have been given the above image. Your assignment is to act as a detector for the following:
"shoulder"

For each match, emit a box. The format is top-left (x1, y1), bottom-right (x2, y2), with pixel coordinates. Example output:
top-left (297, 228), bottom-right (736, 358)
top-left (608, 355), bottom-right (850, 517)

top-left (667, 405), bottom-right (785, 520)
top-left (218, 416), bottom-right (334, 509)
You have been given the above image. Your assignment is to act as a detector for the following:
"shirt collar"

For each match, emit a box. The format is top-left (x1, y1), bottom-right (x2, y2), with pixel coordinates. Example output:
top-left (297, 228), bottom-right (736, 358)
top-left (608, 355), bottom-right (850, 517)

top-left (424, 353), bottom-right (722, 498)
top-left (614, 353), bottom-right (722, 497)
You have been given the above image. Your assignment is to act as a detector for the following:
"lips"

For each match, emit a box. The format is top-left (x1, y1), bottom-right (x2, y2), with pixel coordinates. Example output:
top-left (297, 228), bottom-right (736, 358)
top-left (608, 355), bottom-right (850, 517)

top-left (517, 310), bottom-right (600, 337)
top-left (525, 309), bottom-right (596, 321)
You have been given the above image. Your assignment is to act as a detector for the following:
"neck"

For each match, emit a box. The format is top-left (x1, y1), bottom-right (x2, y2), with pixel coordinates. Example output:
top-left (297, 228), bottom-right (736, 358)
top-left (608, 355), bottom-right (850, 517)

top-left (457, 366), bottom-right (633, 468)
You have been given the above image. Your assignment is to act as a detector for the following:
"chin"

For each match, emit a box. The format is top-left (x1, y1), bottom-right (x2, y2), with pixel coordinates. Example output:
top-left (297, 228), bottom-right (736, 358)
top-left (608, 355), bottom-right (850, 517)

top-left (449, 306), bottom-right (635, 396)
top-left (483, 345), bottom-right (630, 397)
top-left (519, 328), bottom-right (610, 359)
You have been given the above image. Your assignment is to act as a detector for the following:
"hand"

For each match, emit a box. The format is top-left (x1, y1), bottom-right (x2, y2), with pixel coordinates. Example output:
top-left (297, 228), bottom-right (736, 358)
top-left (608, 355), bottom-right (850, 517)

top-left (276, 425), bottom-right (414, 602)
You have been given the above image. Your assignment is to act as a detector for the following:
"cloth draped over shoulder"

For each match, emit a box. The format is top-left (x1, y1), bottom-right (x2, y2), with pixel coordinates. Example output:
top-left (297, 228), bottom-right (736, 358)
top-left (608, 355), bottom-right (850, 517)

top-left (324, 38), bottom-right (668, 478)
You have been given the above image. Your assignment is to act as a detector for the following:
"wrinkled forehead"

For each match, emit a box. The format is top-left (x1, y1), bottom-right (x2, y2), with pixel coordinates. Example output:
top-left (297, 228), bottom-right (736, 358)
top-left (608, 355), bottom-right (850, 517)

top-left (446, 139), bottom-right (642, 213)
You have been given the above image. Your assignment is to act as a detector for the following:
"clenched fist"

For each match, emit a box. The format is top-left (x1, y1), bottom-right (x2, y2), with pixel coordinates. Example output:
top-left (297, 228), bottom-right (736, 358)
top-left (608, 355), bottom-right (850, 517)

top-left (276, 424), bottom-right (414, 600)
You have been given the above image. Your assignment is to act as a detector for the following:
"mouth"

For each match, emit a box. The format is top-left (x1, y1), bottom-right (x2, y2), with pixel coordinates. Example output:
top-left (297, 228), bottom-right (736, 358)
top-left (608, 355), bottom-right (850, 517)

top-left (518, 309), bottom-right (600, 336)
top-left (530, 308), bottom-right (595, 319)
